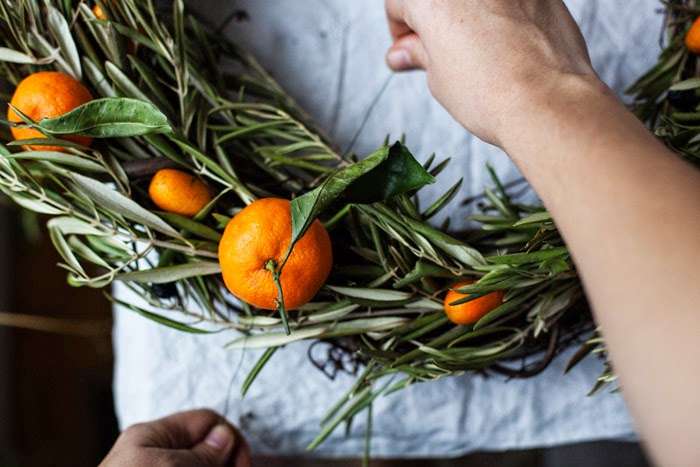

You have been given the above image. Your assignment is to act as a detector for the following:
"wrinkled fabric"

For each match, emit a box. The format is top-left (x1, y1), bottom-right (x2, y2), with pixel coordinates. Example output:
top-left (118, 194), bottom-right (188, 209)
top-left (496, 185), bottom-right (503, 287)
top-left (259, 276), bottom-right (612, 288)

top-left (114, 0), bottom-right (661, 457)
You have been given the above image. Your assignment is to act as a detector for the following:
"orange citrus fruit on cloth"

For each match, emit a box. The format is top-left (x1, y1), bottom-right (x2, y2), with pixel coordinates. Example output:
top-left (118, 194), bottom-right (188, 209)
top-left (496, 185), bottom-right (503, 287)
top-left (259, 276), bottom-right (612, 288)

top-left (443, 280), bottom-right (505, 325)
top-left (8, 71), bottom-right (93, 151)
top-left (218, 198), bottom-right (333, 310)
top-left (149, 169), bottom-right (213, 217)
top-left (686, 17), bottom-right (700, 54)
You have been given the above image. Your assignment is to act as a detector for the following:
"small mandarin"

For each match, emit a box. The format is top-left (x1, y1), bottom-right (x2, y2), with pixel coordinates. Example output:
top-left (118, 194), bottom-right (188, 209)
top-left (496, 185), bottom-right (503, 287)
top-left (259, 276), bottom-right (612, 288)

top-left (686, 17), bottom-right (700, 54)
top-left (8, 71), bottom-right (93, 151)
top-left (443, 280), bottom-right (504, 325)
top-left (149, 168), bottom-right (213, 217)
top-left (218, 198), bottom-right (333, 310)
top-left (92, 4), bottom-right (107, 20)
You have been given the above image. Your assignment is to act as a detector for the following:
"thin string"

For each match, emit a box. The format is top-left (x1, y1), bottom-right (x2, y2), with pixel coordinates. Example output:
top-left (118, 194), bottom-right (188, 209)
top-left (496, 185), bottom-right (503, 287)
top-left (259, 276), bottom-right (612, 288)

top-left (222, 345), bottom-right (247, 418)
top-left (342, 73), bottom-right (394, 157)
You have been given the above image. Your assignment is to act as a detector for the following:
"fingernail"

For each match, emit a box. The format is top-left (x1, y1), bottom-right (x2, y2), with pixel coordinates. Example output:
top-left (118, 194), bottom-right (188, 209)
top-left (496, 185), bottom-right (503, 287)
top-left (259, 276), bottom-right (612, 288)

top-left (204, 424), bottom-right (234, 450)
top-left (386, 48), bottom-right (412, 69)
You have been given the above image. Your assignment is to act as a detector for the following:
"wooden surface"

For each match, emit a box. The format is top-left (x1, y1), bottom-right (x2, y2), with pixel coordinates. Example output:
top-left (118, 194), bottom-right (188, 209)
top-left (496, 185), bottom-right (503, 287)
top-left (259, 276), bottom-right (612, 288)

top-left (1, 210), bottom-right (116, 467)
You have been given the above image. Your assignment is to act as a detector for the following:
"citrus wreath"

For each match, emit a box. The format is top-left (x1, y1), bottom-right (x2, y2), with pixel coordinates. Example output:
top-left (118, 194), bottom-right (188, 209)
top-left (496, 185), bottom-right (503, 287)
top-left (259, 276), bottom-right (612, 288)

top-left (0, 0), bottom-right (693, 452)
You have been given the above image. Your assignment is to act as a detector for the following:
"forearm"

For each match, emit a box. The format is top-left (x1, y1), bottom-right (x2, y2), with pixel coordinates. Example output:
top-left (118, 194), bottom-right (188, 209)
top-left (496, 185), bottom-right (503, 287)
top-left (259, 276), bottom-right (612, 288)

top-left (503, 75), bottom-right (700, 465)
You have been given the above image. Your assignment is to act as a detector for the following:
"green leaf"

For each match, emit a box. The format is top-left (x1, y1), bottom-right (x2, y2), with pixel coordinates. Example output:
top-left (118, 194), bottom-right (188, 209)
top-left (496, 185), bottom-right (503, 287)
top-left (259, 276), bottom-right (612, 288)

top-left (0, 47), bottom-right (46, 64)
top-left (306, 301), bottom-right (359, 323)
top-left (49, 226), bottom-right (85, 275)
top-left (10, 195), bottom-right (64, 215)
top-left (670, 78), bottom-right (700, 91)
top-left (513, 211), bottom-right (552, 227)
top-left (38, 98), bottom-right (172, 138)
top-left (343, 142), bottom-right (436, 203)
top-left (116, 262), bottom-right (221, 284)
top-left (71, 173), bottom-right (180, 237)
top-left (116, 300), bottom-right (213, 334)
top-left (226, 327), bottom-right (327, 349)
top-left (5, 151), bottom-right (107, 173)
top-left (486, 247), bottom-right (569, 265)
top-left (241, 347), bottom-right (277, 397)
top-left (46, 4), bottom-right (82, 80)
top-left (326, 285), bottom-right (413, 302)
top-left (47, 217), bottom-right (107, 236)
top-left (289, 142), bottom-right (433, 257)
top-left (155, 211), bottom-right (222, 242)
top-left (404, 217), bottom-right (486, 267)
top-left (321, 317), bottom-right (407, 337)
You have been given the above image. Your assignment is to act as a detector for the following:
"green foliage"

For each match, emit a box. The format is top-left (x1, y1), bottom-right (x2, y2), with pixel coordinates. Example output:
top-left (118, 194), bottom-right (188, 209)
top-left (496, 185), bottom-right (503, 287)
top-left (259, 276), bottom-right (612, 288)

top-left (0, 0), bottom-right (629, 452)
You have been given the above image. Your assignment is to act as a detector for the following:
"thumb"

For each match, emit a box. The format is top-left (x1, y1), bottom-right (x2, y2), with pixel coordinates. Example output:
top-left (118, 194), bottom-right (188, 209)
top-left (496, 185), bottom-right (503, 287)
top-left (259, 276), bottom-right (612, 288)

top-left (386, 33), bottom-right (428, 71)
top-left (190, 423), bottom-right (236, 466)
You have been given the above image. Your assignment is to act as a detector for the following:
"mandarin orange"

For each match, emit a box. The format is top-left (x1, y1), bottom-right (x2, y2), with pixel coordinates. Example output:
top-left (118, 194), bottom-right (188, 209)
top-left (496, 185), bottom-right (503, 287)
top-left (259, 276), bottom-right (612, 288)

top-left (687, 17), bottom-right (700, 54)
top-left (8, 71), bottom-right (93, 151)
top-left (443, 280), bottom-right (504, 325)
top-left (149, 168), bottom-right (213, 217)
top-left (92, 4), bottom-right (108, 20)
top-left (218, 198), bottom-right (333, 310)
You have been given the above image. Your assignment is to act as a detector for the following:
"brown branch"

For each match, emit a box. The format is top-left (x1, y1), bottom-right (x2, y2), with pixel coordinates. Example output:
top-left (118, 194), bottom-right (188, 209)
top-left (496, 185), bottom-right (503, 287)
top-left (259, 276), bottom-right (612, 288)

top-left (0, 311), bottom-right (111, 337)
top-left (121, 158), bottom-right (179, 179)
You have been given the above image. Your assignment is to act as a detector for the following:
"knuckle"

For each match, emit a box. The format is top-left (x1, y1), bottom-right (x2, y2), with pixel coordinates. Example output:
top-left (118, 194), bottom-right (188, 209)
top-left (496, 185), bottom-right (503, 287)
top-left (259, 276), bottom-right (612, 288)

top-left (121, 422), bottom-right (150, 441)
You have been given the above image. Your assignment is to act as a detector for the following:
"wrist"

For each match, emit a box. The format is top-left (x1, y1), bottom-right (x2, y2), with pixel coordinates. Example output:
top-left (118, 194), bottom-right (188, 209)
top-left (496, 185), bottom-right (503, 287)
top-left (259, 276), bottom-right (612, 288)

top-left (498, 72), bottom-right (616, 157)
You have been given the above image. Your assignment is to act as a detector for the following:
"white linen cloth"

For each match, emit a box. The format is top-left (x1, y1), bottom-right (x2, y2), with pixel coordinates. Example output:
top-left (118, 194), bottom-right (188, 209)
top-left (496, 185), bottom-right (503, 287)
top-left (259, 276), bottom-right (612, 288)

top-left (114, 0), bottom-right (662, 457)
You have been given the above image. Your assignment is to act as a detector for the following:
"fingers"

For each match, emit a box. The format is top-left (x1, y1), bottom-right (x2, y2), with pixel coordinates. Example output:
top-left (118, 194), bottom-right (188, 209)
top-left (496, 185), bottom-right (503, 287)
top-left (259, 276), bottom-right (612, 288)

top-left (190, 424), bottom-right (237, 466)
top-left (385, 0), bottom-right (412, 40)
top-left (386, 33), bottom-right (428, 71)
top-left (384, 0), bottom-right (428, 71)
top-left (103, 410), bottom-right (251, 467)
top-left (126, 409), bottom-right (223, 449)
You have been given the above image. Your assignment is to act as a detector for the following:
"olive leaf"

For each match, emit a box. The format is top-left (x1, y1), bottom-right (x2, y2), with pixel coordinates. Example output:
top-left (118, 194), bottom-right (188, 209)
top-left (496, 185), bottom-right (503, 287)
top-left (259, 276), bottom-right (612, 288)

top-left (46, 3), bottom-right (82, 80)
top-left (71, 173), bottom-right (180, 237)
top-left (0, 47), bottom-right (55, 64)
top-left (326, 285), bottom-right (413, 302)
top-left (47, 217), bottom-right (108, 236)
top-left (289, 142), bottom-right (434, 257)
top-left (37, 97), bottom-right (172, 137)
top-left (116, 262), bottom-right (221, 284)
top-left (4, 151), bottom-right (107, 173)
top-left (115, 299), bottom-right (214, 334)
top-left (155, 211), bottom-right (223, 242)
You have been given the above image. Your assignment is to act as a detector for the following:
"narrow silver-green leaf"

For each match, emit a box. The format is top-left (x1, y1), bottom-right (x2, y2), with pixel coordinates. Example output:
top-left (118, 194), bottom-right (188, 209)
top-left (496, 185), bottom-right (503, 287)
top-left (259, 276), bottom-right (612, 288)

top-left (0, 47), bottom-right (49, 64)
top-left (513, 211), bottom-right (552, 227)
top-left (116, 262), bottom-right (221, 284)
top-left (326, 285), bottom-right (413, 302)
top-left (47, 217), bottom-right (107, 236)
top-left (10, 195), bottom-right (64, 215)
top-left (71, 173), bottom-right (179, 237)
top-left (5, 151), bottom-right (107, 173)
top-left (46, 4), bottom-right (82, 79)
top-left (226, 327), bottom-right (327, 349)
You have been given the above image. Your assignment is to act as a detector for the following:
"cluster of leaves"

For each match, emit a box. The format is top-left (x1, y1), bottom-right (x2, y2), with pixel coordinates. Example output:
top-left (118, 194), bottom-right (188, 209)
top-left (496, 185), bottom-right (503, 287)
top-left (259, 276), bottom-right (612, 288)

top-left (629, 0), bottom-right (700, 165)
top-left (0, 0), bottom-right (600, 452)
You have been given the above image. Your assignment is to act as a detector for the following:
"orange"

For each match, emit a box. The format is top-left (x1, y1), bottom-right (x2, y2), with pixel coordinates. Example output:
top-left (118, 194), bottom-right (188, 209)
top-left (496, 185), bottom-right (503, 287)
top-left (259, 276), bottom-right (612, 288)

top-left (8, 71), bottom-right (93, 151)
top-left (149, 168), bottom-right (213, 217)
top-left (92, 4), bottom-right (107, 20)
top-left (218, 198), bottom-right (333, 310)
top-left (686, 17), bottom-right (700, 54)
top-left (443, 280), bottom-right (504, 325)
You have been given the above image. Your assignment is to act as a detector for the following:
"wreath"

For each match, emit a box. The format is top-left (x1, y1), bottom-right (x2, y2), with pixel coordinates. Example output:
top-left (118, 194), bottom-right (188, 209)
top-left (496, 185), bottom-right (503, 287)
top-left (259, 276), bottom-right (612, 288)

top-left (0, 0), bottom-right (693, 453)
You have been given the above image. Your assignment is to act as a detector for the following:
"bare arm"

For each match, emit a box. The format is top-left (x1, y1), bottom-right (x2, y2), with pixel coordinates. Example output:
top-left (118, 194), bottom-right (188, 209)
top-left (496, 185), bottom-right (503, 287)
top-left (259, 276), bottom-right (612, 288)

top-left (384, 1), bottom-right (700, 466)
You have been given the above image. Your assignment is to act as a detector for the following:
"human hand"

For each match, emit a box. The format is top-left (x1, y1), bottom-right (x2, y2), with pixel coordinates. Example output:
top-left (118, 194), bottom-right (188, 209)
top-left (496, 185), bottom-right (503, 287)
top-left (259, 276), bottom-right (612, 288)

top-left (384, 0), bottom-right (601, 147)
top-left (99, 409), bottom-right (251, 467)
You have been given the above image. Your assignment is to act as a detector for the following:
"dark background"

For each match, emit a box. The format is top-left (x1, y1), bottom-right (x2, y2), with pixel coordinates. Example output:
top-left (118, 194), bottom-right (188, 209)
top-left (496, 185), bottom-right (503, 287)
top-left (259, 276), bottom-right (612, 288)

top-left (0, 206), bottom-right (652, 466)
